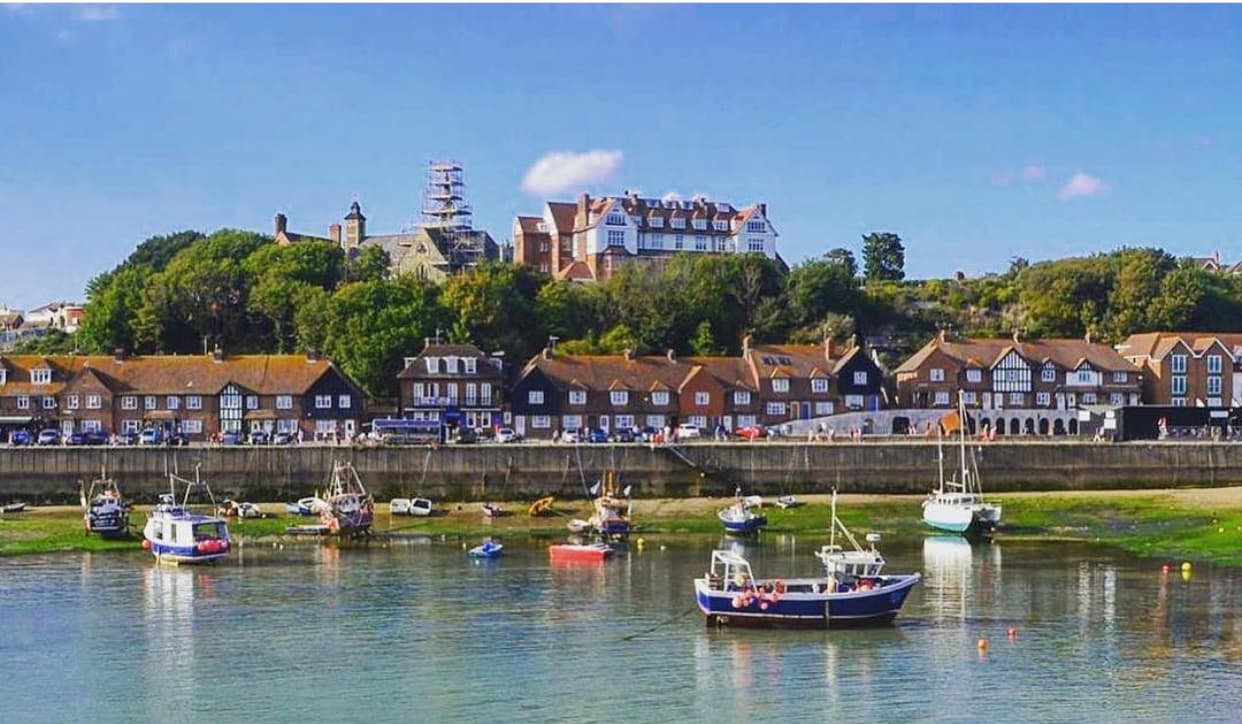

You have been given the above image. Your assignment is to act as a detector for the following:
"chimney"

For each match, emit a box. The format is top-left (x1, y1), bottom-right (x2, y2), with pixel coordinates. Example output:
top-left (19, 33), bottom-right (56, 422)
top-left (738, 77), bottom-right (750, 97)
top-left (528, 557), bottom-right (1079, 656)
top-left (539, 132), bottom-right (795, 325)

top-left (742, 334), bottom-right (753, 355)
top-left (666, 349), bottom-right (677, 364)
top-left (1012, 328), bottom-right (1021, 344)
top-left (113, 347), bottom-right (125, 364)
top-left (328, 224), bottom-right (342, 245)
top-left (577, 192), bottom-right (590, 225)
top-left (823, 335), bottom-right (835, 360)
top-left (623, 348), bottom-right (633, 361)
top-left (211, 344), bottom-right (224, 364)
top-left (1084, 329), bottom-right (1092, 345)
top-left (757, 202), bottom-right (767, 217)
top-left (937, 328), bottom-right (947, 343)
top-left (274, 213), bottom-right (287, 235)
top-left (306, 348), bottom-right (320, 363)
top-left (542, 347), bottom-right (552, 360)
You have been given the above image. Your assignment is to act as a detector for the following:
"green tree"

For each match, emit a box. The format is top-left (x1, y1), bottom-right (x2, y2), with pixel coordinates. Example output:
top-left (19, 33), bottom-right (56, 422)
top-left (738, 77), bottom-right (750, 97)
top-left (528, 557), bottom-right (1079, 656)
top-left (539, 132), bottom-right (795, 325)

top-left (442, 262), bottom-right (546, 362)
top-left (862, 232), bottom-right (906, 283)
top-left (690, 320), bottom-right (724, 356)
top-left (785, 259), bottom-right (862, 330)
top-left (77, 265), bottom-right (154, 353)
top-left (117, 230), bottom-right (204, 273)
top-left (345, 246), bottom-right (391, 283)
top-left (825, 247), bottom-right (858, 278)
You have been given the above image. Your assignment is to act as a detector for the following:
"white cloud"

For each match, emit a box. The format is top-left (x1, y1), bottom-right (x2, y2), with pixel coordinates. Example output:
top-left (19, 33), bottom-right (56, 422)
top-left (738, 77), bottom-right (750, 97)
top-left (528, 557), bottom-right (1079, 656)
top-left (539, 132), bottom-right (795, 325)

top-left (1057, 172), bottom-right (1110, 201)
top-left (521, 149), bottom-right (623, 195)
top-left (73, 5), bottom-right (120, 22)
top-left (1019, 164), bottom-right (1046, 182)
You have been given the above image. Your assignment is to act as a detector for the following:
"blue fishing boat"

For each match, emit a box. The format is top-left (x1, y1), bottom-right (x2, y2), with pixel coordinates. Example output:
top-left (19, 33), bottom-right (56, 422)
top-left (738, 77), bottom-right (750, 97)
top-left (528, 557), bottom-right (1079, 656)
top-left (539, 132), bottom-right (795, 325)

top-left (695, 492), bottom-right (920, 627)
top-left (142, 466), bottom-right (230, 565)
top-left (468, 540), bottom-right (504, 559)
top-left (717, 490), bottom-right (766, 535)
top-left (80, 466), bottom-right (131, 538)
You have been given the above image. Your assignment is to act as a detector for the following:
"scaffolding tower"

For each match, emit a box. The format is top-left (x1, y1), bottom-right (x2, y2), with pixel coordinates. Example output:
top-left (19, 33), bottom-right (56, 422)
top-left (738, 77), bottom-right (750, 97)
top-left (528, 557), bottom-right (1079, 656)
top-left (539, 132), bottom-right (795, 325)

top-left (419, 160), bottom-right (487, 270)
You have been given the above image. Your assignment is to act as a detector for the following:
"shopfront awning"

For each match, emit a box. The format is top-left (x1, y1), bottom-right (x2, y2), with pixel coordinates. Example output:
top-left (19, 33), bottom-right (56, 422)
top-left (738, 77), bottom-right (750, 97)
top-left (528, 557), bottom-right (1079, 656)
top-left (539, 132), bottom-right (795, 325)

top-left (144, 411), bottom-right (176, 421)
top-left (0, 416), bottom-right (33, 425)
top-left (244, 410), bottom-right (278, 421)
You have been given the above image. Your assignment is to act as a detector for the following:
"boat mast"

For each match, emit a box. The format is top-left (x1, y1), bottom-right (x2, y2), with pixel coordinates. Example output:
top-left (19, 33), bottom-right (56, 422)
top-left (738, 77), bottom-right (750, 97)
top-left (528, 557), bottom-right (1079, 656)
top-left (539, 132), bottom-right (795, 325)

top-left (829, 489), bottom-right (837, 550)
top-left (957, 390), bottom-right (970, 493)
top-left (936, 426), bottom-right (945, 495)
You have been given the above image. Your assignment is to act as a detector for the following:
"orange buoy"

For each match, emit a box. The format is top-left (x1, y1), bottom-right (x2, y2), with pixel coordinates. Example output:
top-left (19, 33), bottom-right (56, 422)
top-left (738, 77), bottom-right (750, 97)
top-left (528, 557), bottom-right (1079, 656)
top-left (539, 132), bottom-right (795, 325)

top-left (1161, 564), bottom-right (1170, 574)
top-left (977, 638), bottom-right (989, 651)
top-left (1007, 627), bottom-right (1018, 639)
top-left (141, 539), bottom-right (151, 550)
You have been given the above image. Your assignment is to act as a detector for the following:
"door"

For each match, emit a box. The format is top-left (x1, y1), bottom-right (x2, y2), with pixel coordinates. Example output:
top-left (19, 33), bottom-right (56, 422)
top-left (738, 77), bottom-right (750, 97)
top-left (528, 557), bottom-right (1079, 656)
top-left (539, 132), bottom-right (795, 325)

top-left (344, 420), bottom-right (356, 437)
top-left (514, 416), bottom-right (526, 436)
top-left (599, 416), bottom-right (610, 433)
top-left (61, 419), bottom-right (74, 435)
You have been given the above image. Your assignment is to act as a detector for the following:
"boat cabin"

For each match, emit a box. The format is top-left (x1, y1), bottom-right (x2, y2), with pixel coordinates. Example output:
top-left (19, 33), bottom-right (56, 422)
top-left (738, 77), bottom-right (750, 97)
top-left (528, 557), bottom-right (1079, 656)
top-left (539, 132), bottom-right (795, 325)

top-left (147, 514), bottom-right (229, 547)
top-left (703, 549), bottom-right (757, 591)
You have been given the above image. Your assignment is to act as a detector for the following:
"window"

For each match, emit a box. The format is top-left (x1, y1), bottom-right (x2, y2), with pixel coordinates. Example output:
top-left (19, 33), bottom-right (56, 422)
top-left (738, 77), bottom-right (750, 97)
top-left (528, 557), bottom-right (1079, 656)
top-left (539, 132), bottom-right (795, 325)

top-left (610, 391), bottom-right (629, 406)
top-left (736, 414), bottom-right (756, 428)
top-left (16, 395), bottom-right (29, 410)
top-left (1036, 392), bottom-right (1050, 406)
top-left (166, 396), bottom-right (179, 411)
top-left (689, 415), bottom-right (708, 428)
top-left (713, 220), bottom-right (728, 231)
top-left (181, 419), bottom-right (203, 434)
top-left (144, 396), bottom-right (157, 411)
top-left (747, 238), bottom-right (765, 252)
top-left (86, 395), bottom-right (101, 410)
top-left (692, 218), bottom-right (706, 230)
top-left (1009, 392), bottom-right (1024, 406)
top-left (606, 212), bottom-right (625, 226)
top-left (607, 230), bottom-right (625, 246)
top-left (480, 384), bottom-right (492, 405)
top-left (276, 395), bottom-right (293, 410)
top-left (962, 391), bottom-right (978, 405)
top-left (532, 415), bottom-right (551, 429)
top-left (528, 390), bottom-right (544, 405)
top-left (1207, 376), bottom-right (1222, 395)
top-left (1207, 355), bottom-right (1223, 374)
top-left (844, 394), bottom-right (865, 408)
top-left (81, 420), bottom-right (101, 433)
top-left (1109, 393), bottom-right (1123, 406)
top-left (616, 415), bottom-right (635, 429)
top-left (771, 378), bottom-right (789, 393)
top-left (694, 235), bottom-right (707, 251)
top-left (121, 419), bottom-right (140, 433)
top-left (929, 368), bottom-right (945, 382)
top-left (274, 419), bottom-right (295, 434)
top-left (464, 358), bottom-right (477, 374)
top-left (646, 414), bottom-right (666, 428)
top-left (1082, 392), bottom-right (1097, 405)
top-left (315, 395), bottom-right (332, 409)
top-left (314, 420), bottom-right (337, 434)
top-left (31, 369), bottom-right (51, 385)
top-left (811, 379), bottom-right (829, 394)
top-left (746, 220), bottom-right (765, 233)
top-left (733, 391), bottom-right (750, 405)
top-left (42, 396), bottom-right (55, 409)
top-left (650, 216), bottom-right (664, 228)
top-left (674, 235), bottom-right (684, 250)
top-left (339, 395), bottom-right (352, 409)
top-left (66, 395), bottom-right (79, 410)
top-left (671, 217), bottom-right (685, 229)
top-left (186, 395), bottom-right (202, 410)
top-left (934, 391), bottom-right (950, 406)
top-left (445, 357), bottom-right (459, 374)
top-left (966, 369), bottom-right (982, 383)
top-left (562, 414), bottom-right (583, 431)
top-left (1113, 371), bottom-right (1128, 383)
top-left (1041, 367), bottom-right (1056, 383)
top-left (425, 357), bottom-right (438, 374)
top-left (648, 234), bottom-right (663, 250)
top-left (1171, 376), bottom-right (1187, 395)
top-left (465, 384), bottom-right (477, 406)
top-left (1170, 354), bottom-right (1187, 374)
top-left (766, 402), bottom-right (786, 415)
top-left (814, 401), bottom-right (834, 416)
top-left (121, 395), bottom-right (137, 410)
top-left (694, 391), bottom-right (710, 406)
top-left (1172, 397), bottom-right (1187, 407)
top-left (651, 391), bottom-right (669, 406)
top-left (245, 395), bottom-right (258, 410)
top-left (569, 390), bottom-right (586, 405)
top-left (853, 371), bottom-right (868, 385)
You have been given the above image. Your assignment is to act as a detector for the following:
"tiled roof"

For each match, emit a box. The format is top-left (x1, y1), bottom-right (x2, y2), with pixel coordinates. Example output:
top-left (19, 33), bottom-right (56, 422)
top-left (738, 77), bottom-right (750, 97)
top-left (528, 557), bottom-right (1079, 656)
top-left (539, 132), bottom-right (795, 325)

top-left (746, 344), bottom-right (837, 382)
top-left (526, 353), bottom-right (696, 392)
top-left (1119, 332), bottom-right (1242, 361)
top-left (555, 260), bottom-right (595, 282)
top-left (547, 202), bottom-right (577, 234)
top-left (397, 343), bottom-right (504, 380)
top-left (896, 336), bottom-right (1138, 373)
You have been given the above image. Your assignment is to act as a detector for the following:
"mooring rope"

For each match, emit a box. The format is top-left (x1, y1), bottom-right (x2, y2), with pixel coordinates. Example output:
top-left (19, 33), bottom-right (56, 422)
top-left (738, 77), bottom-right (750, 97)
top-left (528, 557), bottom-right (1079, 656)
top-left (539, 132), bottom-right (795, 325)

top-left (617, 606), bottom-right (699, 642)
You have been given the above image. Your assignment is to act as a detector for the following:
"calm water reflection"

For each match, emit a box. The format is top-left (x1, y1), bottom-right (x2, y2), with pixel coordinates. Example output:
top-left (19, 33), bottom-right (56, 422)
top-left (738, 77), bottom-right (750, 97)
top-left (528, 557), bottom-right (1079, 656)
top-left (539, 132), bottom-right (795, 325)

top-left (0, 536), bottom-right (1237, 723)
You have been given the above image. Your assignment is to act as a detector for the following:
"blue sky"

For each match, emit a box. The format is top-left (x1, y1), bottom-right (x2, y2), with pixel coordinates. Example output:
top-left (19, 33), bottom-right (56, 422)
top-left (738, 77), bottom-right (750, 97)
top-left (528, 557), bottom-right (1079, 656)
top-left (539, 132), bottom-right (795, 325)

top-left (3, 3), bottom-right (1241, 309)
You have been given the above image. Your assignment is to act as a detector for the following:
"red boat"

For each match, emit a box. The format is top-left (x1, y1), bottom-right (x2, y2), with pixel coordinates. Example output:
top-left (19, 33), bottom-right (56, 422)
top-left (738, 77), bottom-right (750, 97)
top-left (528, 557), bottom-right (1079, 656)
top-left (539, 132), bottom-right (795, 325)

top-left (548, 541), bottom-right (613, 562)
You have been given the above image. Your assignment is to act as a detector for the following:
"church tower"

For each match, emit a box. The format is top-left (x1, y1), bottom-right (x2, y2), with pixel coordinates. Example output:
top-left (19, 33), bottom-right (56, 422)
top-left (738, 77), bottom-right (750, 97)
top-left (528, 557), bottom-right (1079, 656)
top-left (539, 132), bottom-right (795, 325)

top-left (343, 201), bottom-right (366, 251)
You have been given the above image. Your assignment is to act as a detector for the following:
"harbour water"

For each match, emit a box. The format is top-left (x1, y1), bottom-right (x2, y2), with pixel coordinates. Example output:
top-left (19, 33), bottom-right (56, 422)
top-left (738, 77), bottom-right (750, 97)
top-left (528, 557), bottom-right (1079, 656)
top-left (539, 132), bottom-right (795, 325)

top-left (0, 536), bottom-right (1238, 723)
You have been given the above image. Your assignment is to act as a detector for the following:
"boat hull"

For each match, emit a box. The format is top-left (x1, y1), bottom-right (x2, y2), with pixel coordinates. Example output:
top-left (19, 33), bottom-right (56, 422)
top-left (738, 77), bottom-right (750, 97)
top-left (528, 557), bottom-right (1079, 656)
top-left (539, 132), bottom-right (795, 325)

top-left (923, 501), bottom-right (1002, 535)
top-left (549, 544), bottom-right (613, 562)
top-left (721, 515), bottom-right (767, 535)
top-left (146, 540), bottom-right (229, 565)
top-left (695, 574), bottom-right (921, 628)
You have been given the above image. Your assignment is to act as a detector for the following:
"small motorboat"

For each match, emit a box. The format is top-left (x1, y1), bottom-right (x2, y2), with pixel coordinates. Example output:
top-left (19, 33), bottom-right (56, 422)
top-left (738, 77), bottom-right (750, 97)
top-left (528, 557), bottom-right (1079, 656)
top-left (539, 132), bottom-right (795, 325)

top-left (142, 465), bottom-right (231, 565)
top-left (391, 497), bottom-right (433, 516)
top-left (284, 496), bottom-right (324, 516)
top-left (81, 466), bottom-right (131, 538)
top-left (482, 503), bottom-right (505, 518)
top-left (468, 540), bottom-right (504, 559)
top-left (695, 491), bottom-right (921, 628)
top-left (566, 518), bottom-right (592, 534)
top-left (549, 541), bottom-right (613, 562)
top-left (2, 502), bottom-right (28, 513)
top-left (776, 495), bottom-right (802, 509)
top-left (218, 500), bottom-right (264, 519)
top-left (718, 489), bottom-right (767, 535)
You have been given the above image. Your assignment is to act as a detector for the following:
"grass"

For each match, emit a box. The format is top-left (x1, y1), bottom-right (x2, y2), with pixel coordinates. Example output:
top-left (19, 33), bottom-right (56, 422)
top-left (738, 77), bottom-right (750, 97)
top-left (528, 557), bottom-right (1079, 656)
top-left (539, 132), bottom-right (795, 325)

top-left (2, 489), bottom-right (1239, 565)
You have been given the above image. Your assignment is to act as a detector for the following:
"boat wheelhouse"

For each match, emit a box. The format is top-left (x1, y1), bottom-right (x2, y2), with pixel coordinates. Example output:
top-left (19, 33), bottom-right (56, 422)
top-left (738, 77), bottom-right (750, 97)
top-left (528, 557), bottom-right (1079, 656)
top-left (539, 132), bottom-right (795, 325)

top-left (695, 492), bottom-right (920, 628)
top-left (81, 467), bottom-right (131, 537)
top-left (322, 461), bottom-right (375, 535)
top-left (142, 466), bottom-right (230, 564)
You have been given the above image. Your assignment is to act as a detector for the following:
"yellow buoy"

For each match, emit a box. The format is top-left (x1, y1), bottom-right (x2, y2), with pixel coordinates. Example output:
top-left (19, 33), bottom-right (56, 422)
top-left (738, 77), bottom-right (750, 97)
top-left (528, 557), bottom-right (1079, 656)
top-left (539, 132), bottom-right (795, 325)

top-left (977, 638), bottom-right (989, 652)
top-left (1181, 561), bottom-right (1192, 572)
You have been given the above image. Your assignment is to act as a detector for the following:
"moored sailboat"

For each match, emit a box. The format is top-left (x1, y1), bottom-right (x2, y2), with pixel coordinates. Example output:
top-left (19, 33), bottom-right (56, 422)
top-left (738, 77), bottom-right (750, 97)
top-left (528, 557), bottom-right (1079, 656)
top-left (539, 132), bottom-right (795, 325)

top-left (923, 391), bottom-right (1002, 535)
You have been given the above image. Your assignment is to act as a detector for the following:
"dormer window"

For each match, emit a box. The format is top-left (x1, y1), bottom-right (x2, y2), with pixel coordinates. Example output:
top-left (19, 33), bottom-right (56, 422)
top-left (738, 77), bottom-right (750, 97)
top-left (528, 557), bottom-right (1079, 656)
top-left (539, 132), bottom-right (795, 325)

top-left (31, 369), bottom-right (51, 385)
top-left (649, 216), bottom-right (663, 228)
top-left (464, 358), bottom-right (477, 374)
top-left (671, 217), bottom-right (685, 229)
top-left (0, 369), bottom-right (6, 385)
top-left (692, 219), bottom-right (706, 230)
top-left (712, 220), bottom-right (728, 231)
top-left (425, 357), bottom-right (439, 374)
top-left (606, 212), bottom-right (625, 226)
top-left (445, 357), bottom-right (459, 374)
top-left (536, 222), bottom-right (547, 232)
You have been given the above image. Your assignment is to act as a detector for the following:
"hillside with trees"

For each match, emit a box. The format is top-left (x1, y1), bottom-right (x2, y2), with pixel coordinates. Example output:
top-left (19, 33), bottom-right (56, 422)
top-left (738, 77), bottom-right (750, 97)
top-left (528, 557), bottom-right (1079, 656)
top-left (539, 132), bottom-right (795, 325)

top-left (26, 229), bottom-right (1242, 399)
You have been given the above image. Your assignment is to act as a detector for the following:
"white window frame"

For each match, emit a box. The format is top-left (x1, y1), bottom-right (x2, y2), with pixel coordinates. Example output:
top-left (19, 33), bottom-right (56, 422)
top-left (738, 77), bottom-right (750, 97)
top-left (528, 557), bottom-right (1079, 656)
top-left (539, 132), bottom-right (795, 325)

top-left (1109, 393), bottom-right (1123, 406)
top-left (814, 401), bottom-right (834, 416)
top-left (853, 371), bottom-right (868, 385)
top-left (934, 391), bottom-right (950, 406)
top-left (771, 378), bottom-right (789, 393)
top-left (1041, 367), bottom-right (1056, 383)
top-left (17, 395), bottom-right (29, 410)
top-left (86, 394), bottom-right (102, 410)
top-left (1035, 392), bottom-right (1050, 406)
top-left (338, 395), bottom-right (351, 409)
top-left (1009, 392), bottom-right (1024, 406)
top-left (166, 396), bottom-right (180, 411)
top-left (532, 415), bottom-right (551, 429)
top-left (315, 394), bottom-right (332, 409)
top-left (121, 395), bottom-right (137, 410)
top-left (929, 368), bottom-right (945, 382)
top-left (1207, 376), bottom-right (1222, 396)
top-left (694, 391), bottom-right (710, 406)
top-left (610, 390), bottom-right (629, 406)
top-left (765, 402), bottom-right (786, 416)
top-left (1171, 376), bottom-right (1187, 395)
top-left (42, 396), bottom-right (56, 409)
top-left (1207, 355), bottom-right (1222, 374)
top-left (1170, 354), bottom-right (1188, 374)
top-left (66, 395), bottom-right (79, 410)
top-left (144, 395), bottom-right (157, 411)
top-left (1113, 371), bottom-right (1128, 384)
top-left (966, 369), bottom-right (982, 383)
top-left (811, 379), bottom-right (829, 394)
top-left (651, 391), bottom-right (669, 406)
top-left (615, 414), bottom-right (635, 430)
top-left (31, 369), bottom-right (51, 385)
top-left (528, 390), bottom-right (544, 405)
top-left (424, 357), bottom-right (439, 374)
top-left (276, 395), bottom-right (293, 410)
top-left (733, 391), bottom-right (750, 406)
top-left (464, 358), bottom-right (477, 374)
top-left (569, 390), bottom-right (586, 405)
top-left (607, 230), bottom-right (625, 246)
top-left (844, 394), bottom-right (865, 409)
top-left (186, 395), bottom-right (202, 410)
top-left (962, 391), bottom-right (978, 405)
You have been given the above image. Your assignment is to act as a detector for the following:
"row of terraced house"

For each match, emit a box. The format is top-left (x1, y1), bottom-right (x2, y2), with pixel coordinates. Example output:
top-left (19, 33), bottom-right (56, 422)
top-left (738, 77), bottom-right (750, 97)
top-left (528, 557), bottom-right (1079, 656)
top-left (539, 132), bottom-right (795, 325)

top-left (3, 330), bottom-right (1239, 443)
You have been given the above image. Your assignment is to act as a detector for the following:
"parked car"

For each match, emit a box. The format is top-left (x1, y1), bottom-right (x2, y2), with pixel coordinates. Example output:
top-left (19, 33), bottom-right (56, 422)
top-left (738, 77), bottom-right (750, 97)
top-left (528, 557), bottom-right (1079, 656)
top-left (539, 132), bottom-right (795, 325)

top-left (585, 428), bottom-right (610, 444)
top-left (36, 429), bottom-right (60, 446)
top-left (83, 430), bottom-right (109, 446)
top-left (219, 431), bottom-right (243, 445)
top-left (637, 426), bottom-right (661, 442)
top-left (66, 432), bottom-right (89, 446)
top-left (611, 428), bottom-right (636, 443)
top-left (451, 427), bottom-right (477, 444)
top-left (247, 430), bottom-right (269, 445)
top-left (9, 430), bottom-right (32, 446)
top-left (559, 429), bottom-right (582, 444)
top-left (735, 424), bottom-right (768, 441)
top-left (676, 423), bottom-right (702, 439)
top-left (117, 431), bottom-right (139, 446)
top-left (272, 431), bottom-right (294, 445)
top-left (167, 432), bottom-right (190, 447)
top-left (494, 427), bottom-right (520, 444)
top-left (139, 428), bottom-right (163, 446)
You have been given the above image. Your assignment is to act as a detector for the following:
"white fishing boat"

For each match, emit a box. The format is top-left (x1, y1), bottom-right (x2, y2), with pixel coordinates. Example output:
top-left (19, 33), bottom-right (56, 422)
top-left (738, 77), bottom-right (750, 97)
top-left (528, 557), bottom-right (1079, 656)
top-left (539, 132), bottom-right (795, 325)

top-left (923, 391), bottom-right (1002, 535)
top-left (142, 465), bottom-right (231, 564)
top-left (322, 461), bottom-right (375, 535)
